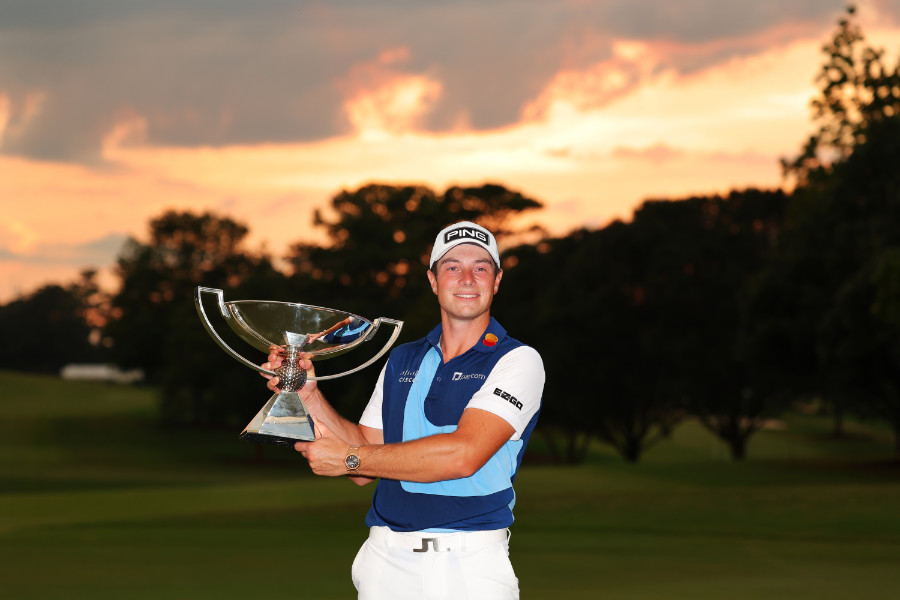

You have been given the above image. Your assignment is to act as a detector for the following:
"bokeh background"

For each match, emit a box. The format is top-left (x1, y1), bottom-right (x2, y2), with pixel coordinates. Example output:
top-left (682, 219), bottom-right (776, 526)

top-left (2, 2), bottom-right (900, 598)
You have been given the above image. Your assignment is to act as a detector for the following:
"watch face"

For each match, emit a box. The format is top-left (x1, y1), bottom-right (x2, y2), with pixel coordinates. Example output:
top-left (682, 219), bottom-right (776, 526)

top-left (346, 454), bottom-right (360, 470)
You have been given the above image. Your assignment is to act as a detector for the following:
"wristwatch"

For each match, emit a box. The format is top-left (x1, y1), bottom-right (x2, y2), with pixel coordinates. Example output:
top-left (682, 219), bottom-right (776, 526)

top-left (345, 445), bottom-right (361, 476)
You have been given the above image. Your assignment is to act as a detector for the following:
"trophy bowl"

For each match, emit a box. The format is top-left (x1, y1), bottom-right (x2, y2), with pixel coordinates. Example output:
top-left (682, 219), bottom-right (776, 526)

top-left (195, 287), bottom-right (403, 446)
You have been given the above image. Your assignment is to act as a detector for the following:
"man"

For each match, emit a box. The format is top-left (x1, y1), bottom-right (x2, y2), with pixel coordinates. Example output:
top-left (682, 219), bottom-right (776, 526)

top-left (263, 221), bottom-right (544, 599)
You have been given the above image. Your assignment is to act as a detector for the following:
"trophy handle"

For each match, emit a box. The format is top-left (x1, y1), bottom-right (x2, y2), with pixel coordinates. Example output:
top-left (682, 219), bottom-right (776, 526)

top-left (194, 286), bottom-right (278, 377)
top-left (195, 286), bottom-right (403, 380)
top-left (310, 317), bottom-right (403, 381)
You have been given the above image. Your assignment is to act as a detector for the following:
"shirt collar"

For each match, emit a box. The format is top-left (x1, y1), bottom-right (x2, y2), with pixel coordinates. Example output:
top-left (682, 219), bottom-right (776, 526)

top-left (426, 317), bottom-right (507, 354)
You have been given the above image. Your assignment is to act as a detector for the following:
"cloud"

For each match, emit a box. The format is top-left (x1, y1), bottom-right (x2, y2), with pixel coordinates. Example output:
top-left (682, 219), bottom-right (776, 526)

top-left (337, 47), bottom-right (444, 139)
top-left (0, 231), bottom-right (127, 302)
top-left (0, 0), bottom-right (875, 163)
top-left (871, 0), bottom-right (900, 25)
top-left (0, 232), bottom-right (127, 266)
top-left (581, 0), bottom-right (848, 42)
top-left (0, 91), bottom-right (46, 151)
top-left (612, 143), bottom-right (685, 164)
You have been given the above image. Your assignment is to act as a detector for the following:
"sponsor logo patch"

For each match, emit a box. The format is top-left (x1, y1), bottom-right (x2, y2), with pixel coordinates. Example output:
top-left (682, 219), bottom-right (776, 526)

top-left (452, 372), bottom-right (486, 381)
top-left (494, 387), bottom-right (523, 410)
top-left (444, 227), bottom-right (489, 245)
top-left (398, 369), bottom-right (418, 383)
top-left (483, 333), bottom-right (498, 347)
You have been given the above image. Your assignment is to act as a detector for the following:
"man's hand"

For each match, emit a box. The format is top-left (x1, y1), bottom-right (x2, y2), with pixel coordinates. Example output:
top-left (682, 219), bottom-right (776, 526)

top-left (259, 345), bottom-right (283, 390)
top-left (260, 345), bottom-right (317, 394)
top-left (294, 422), bottom-right (353, 476)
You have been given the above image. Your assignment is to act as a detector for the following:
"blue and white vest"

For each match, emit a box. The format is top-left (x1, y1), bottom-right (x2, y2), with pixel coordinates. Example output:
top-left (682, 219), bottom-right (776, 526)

top-left (365, 318), bottom-right (541, 532)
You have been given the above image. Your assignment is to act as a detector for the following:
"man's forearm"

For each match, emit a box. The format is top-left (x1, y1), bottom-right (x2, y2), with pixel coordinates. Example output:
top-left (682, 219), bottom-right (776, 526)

top-left (294, 409), bottom-right (513, 484)
top-left (303, 387), bottom-right (369, 445)
top-left (354, 434), bottom-right (474, 483)
top-left (353, 410), bottom-right (514, 483)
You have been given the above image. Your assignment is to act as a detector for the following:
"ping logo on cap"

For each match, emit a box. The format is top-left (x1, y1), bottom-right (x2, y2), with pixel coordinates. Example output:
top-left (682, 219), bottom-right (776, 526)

top-left (444, 227), bottom-right (489, 245)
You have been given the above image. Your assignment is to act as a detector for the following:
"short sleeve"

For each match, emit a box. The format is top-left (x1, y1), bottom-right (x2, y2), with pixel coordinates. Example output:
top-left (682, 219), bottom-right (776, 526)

top-left (465, 346), bottom-right (544, 440)
top-left (358, 363), bottom-right (387, 430)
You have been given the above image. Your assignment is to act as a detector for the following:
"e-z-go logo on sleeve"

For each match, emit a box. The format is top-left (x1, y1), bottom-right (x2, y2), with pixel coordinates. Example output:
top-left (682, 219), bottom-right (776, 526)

top-left (493, 387), bottom-right (523, 410)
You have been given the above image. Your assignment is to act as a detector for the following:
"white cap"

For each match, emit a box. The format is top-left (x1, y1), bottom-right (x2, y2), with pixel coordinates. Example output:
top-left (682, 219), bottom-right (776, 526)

top-left (429, 221), bottom-right (500, 269)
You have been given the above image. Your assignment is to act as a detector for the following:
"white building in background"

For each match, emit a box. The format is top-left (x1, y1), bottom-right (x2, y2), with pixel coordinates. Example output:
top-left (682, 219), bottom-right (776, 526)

top-left (60, 364), bottom-right (145, 384)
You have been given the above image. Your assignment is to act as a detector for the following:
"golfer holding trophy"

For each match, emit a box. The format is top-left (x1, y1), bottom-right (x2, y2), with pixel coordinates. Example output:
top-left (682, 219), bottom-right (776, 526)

top-left (198, 221), bottom-right (544, 599)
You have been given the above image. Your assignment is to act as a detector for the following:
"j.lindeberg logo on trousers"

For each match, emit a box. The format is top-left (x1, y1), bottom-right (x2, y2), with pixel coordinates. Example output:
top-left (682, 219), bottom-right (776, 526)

top-left (494, 387), bottom-right (523, 410)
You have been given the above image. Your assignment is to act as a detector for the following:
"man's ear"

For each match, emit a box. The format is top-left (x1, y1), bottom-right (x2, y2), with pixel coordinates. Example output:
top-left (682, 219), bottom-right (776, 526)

top-left (427, 269), bottom-right (438, 295)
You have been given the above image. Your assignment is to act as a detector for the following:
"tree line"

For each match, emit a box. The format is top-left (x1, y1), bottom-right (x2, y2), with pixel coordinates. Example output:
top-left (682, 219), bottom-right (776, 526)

top-left (2, 7), bottom-right (898, 462)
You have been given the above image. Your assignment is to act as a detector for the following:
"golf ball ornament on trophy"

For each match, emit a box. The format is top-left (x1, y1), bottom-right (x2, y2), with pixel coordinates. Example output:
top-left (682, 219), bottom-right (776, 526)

top-left (194, 286), bottom-right (403, 446)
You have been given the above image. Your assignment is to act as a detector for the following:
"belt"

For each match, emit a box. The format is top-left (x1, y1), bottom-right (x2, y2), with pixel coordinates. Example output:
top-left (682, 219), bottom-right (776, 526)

top-left (368, 526), bottom-right (509, 553)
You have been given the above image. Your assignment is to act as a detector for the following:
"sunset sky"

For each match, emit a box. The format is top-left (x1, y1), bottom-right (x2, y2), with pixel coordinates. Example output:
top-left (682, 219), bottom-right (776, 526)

top-left (3, 0), bottom-right (900, 302)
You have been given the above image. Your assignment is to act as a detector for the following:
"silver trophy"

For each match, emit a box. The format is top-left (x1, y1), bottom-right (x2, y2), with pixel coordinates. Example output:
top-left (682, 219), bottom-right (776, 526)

top-left (195, 287), bottom-right (403, 446)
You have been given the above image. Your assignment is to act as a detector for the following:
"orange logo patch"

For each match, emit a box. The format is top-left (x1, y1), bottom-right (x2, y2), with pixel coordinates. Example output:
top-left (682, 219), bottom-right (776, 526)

top-left (483, 333), bottom-right (498, 347)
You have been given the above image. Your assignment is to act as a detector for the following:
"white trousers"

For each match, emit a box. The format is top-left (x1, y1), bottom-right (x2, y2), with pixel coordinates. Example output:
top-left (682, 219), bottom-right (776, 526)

top-left (351, 527), bottom-right (519, 600)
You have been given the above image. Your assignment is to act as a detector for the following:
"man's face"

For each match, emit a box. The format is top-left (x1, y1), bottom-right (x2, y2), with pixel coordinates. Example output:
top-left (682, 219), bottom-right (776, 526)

top-left (427, 243), bottom-right (502, 323)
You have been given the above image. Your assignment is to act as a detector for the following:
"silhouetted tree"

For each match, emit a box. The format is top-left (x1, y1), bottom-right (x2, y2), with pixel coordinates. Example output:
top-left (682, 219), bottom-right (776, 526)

top-left (748, 6), bottom-right (900, 444)
top-left (287, 183), bottom-right (541, 315)
top-left (808, 117), bottom-right (900, 447)
top-left (818, 254), bottom-right (900, 451)
top-left (665, 189), bottom-right (787, 460)
top-left (783, 5), bottom-right (900, 187)
top-left (500, 188), bottom-right (787, 462)
top-left (0, 270), bottom-right (104, 373)
top-left (104, 210), bottom-right (288, 427)
top-left (495, 234), bottom-right (599, 463)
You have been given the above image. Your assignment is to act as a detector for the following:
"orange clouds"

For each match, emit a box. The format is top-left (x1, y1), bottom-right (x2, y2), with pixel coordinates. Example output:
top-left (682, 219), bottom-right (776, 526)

top-left (523, 41), bottom-right (657, 121)
top-left (101, 110), bottom-right (149, 154)
top-left (0, 95), bottom-right (8, 145)
top-left (338, 47), bottom-right (444, 139)
top-left (0, 91), bottom-right (46, 151)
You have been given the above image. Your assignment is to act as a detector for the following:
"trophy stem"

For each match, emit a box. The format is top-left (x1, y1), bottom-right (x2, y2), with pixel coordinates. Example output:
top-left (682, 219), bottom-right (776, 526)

top-left (240, 344), bottom-right (315, 446)
top-left (241, 389), bottom-right (316, 446)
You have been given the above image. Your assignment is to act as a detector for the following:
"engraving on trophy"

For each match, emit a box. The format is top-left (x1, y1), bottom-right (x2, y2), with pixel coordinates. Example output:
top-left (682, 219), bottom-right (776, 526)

top-left (194, 287), bottom-right (403, 446)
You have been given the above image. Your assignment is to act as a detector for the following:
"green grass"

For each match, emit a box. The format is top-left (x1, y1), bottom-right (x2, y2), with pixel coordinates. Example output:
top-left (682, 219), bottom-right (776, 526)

top-left (1, 370), bottom-right (899, 599)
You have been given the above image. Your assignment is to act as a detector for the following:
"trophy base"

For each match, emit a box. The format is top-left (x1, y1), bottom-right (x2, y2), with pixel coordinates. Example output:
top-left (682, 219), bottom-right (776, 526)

top-left (240, 390), bottom-right (316, 445)
top-left (240, 430), bottom-right (314, 447)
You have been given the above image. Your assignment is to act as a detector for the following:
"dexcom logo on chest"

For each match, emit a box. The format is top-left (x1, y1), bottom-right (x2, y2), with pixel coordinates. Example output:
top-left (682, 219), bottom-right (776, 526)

top-left (452, 372), bottom-right (486, 381)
